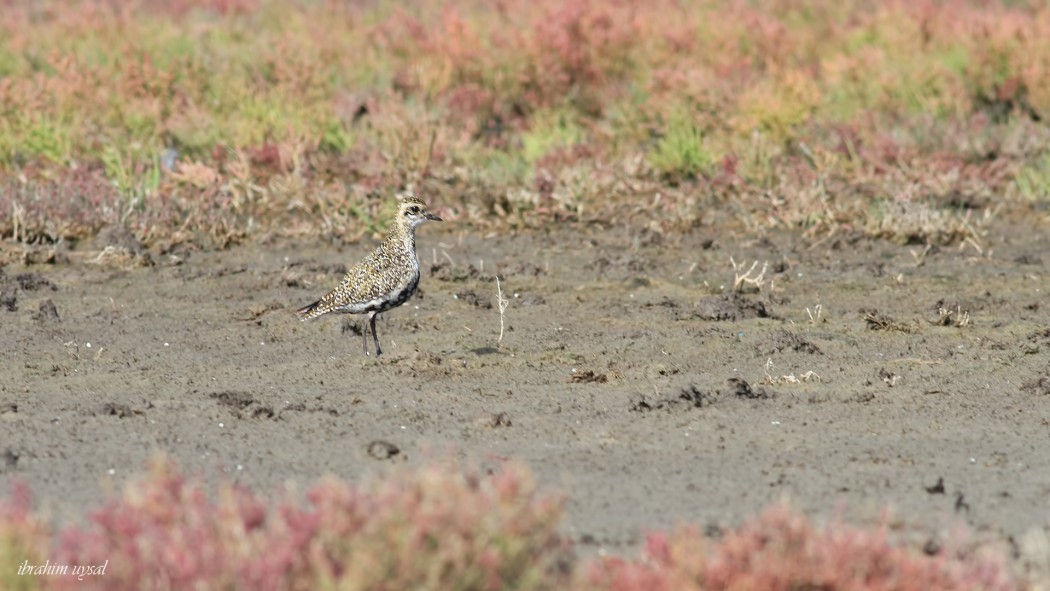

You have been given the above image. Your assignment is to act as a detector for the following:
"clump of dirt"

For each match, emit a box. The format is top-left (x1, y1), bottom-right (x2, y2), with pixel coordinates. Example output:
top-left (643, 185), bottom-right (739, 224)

top-left (32, 299), bottom-right (59, 323)
top-left (209, 391), bottom-right (275, 420)
top-left (862, 309), bottom-right (912, 332)
top-left (764, 329), bottom-right (821, 355)
top-left (927, 299), bottom-right (972, 327)
top-left (490, 412), bottom-right (512, 427)
top-left (727, 378), bottom-right (771, 400)
top-left (1022, 376), bottom-right (1050, 396)
top-left (367, 440), bottom-right (400, 461)
top-left (570, 370), bottom-right (608, 384)
top-left (430, 262), bottom-right (481, 282)
top-left (455, 289), bottom-right (492, 309)
top-left (630, 384), bottom-right (718, 412)
top-left (694, 293), bottom-right (771, 321)
top-left (99, 402), bottom-right (142, 419)
top-left (630, 379), bottom-right (772, 413)
top-left (0, 270), bottom-right (56, 312)
top-left (211, 390), bottom-right (256, 410)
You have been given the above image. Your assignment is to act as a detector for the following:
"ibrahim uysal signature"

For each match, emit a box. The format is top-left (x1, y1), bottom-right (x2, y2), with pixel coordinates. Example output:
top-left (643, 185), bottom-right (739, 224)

top-left (17, 559), bottom-right (108, 580)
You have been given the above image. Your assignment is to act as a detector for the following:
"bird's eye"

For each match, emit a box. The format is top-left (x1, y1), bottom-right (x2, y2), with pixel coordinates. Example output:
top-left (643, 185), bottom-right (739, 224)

top-left (406, 206), bottom-right (420, 216)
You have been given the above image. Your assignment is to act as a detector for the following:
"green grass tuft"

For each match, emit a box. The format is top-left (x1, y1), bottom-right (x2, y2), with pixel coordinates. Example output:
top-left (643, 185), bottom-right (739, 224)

top-left (649, 109), bottom-right (716, 182)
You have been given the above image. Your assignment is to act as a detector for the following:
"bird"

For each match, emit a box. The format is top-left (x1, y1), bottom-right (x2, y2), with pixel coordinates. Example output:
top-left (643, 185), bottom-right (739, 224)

top-left (297, 195), bottom-right (442, 357)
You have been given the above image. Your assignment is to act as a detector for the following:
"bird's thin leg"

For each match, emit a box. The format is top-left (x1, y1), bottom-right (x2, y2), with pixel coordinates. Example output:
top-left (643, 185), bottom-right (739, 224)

top-left (371, 313), bottom-right (383, 357)
top-left (362, 314), bottom-right (371, 356)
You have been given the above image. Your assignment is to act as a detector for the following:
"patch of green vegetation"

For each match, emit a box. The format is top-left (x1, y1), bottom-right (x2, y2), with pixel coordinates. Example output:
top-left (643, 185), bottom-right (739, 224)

top-left (0, 45), bottom-right (20, 78)
top-left (737, 130), bottom-right (781, 190)
top-left (1016, 154), bottom-right (1050, 201)
top-left (521, 110), bottom-right (583, 163)
top-left (939, 45), bottom-right (969, 76)
top-left (477, 149), bottom-right (529, 187)
top-left (20, 115), bottom-right (74, 164)
top-left (101, 146), bottom-right (162, 201)
top-left (320, 119), bottom-right (354, 154)
top-left (649, 110), bottom-right (715, 181)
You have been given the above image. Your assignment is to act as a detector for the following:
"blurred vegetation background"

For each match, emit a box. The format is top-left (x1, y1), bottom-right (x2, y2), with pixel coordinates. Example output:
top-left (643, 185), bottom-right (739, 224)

top-left (0, 0), bottom-right (1047, 249)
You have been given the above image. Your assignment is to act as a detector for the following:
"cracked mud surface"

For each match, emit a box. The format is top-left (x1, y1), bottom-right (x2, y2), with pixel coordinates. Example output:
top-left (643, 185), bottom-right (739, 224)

top-left (2, 214), bottom-right (1048, 555)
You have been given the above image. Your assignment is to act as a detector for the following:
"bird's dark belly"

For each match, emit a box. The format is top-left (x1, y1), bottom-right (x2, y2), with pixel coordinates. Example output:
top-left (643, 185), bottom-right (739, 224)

top-left (366, 275), bottom-right (419, 313)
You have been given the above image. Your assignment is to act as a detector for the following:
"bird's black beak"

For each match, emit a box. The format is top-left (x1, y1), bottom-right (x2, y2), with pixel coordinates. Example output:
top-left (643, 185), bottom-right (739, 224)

top-left (426, 213), bottom-right (442, 221)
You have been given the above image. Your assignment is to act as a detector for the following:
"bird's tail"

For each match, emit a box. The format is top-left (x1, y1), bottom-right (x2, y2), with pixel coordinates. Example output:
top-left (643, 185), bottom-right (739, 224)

top-left (296, 300), bottom-right (323, 320)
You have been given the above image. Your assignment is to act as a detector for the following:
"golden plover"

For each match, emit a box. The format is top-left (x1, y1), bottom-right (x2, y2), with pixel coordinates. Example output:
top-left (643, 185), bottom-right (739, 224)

top-left (297, 195), bottom-right (442, 356)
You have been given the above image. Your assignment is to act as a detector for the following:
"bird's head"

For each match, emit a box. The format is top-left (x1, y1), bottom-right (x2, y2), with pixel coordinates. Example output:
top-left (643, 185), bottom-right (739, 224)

top-left (397, 195), bottom-right (442, 229)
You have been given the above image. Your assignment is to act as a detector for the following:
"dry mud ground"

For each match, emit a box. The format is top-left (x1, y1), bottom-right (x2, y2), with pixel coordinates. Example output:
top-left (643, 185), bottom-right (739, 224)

top-left (2, 213), bottom-right (1049, 559)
